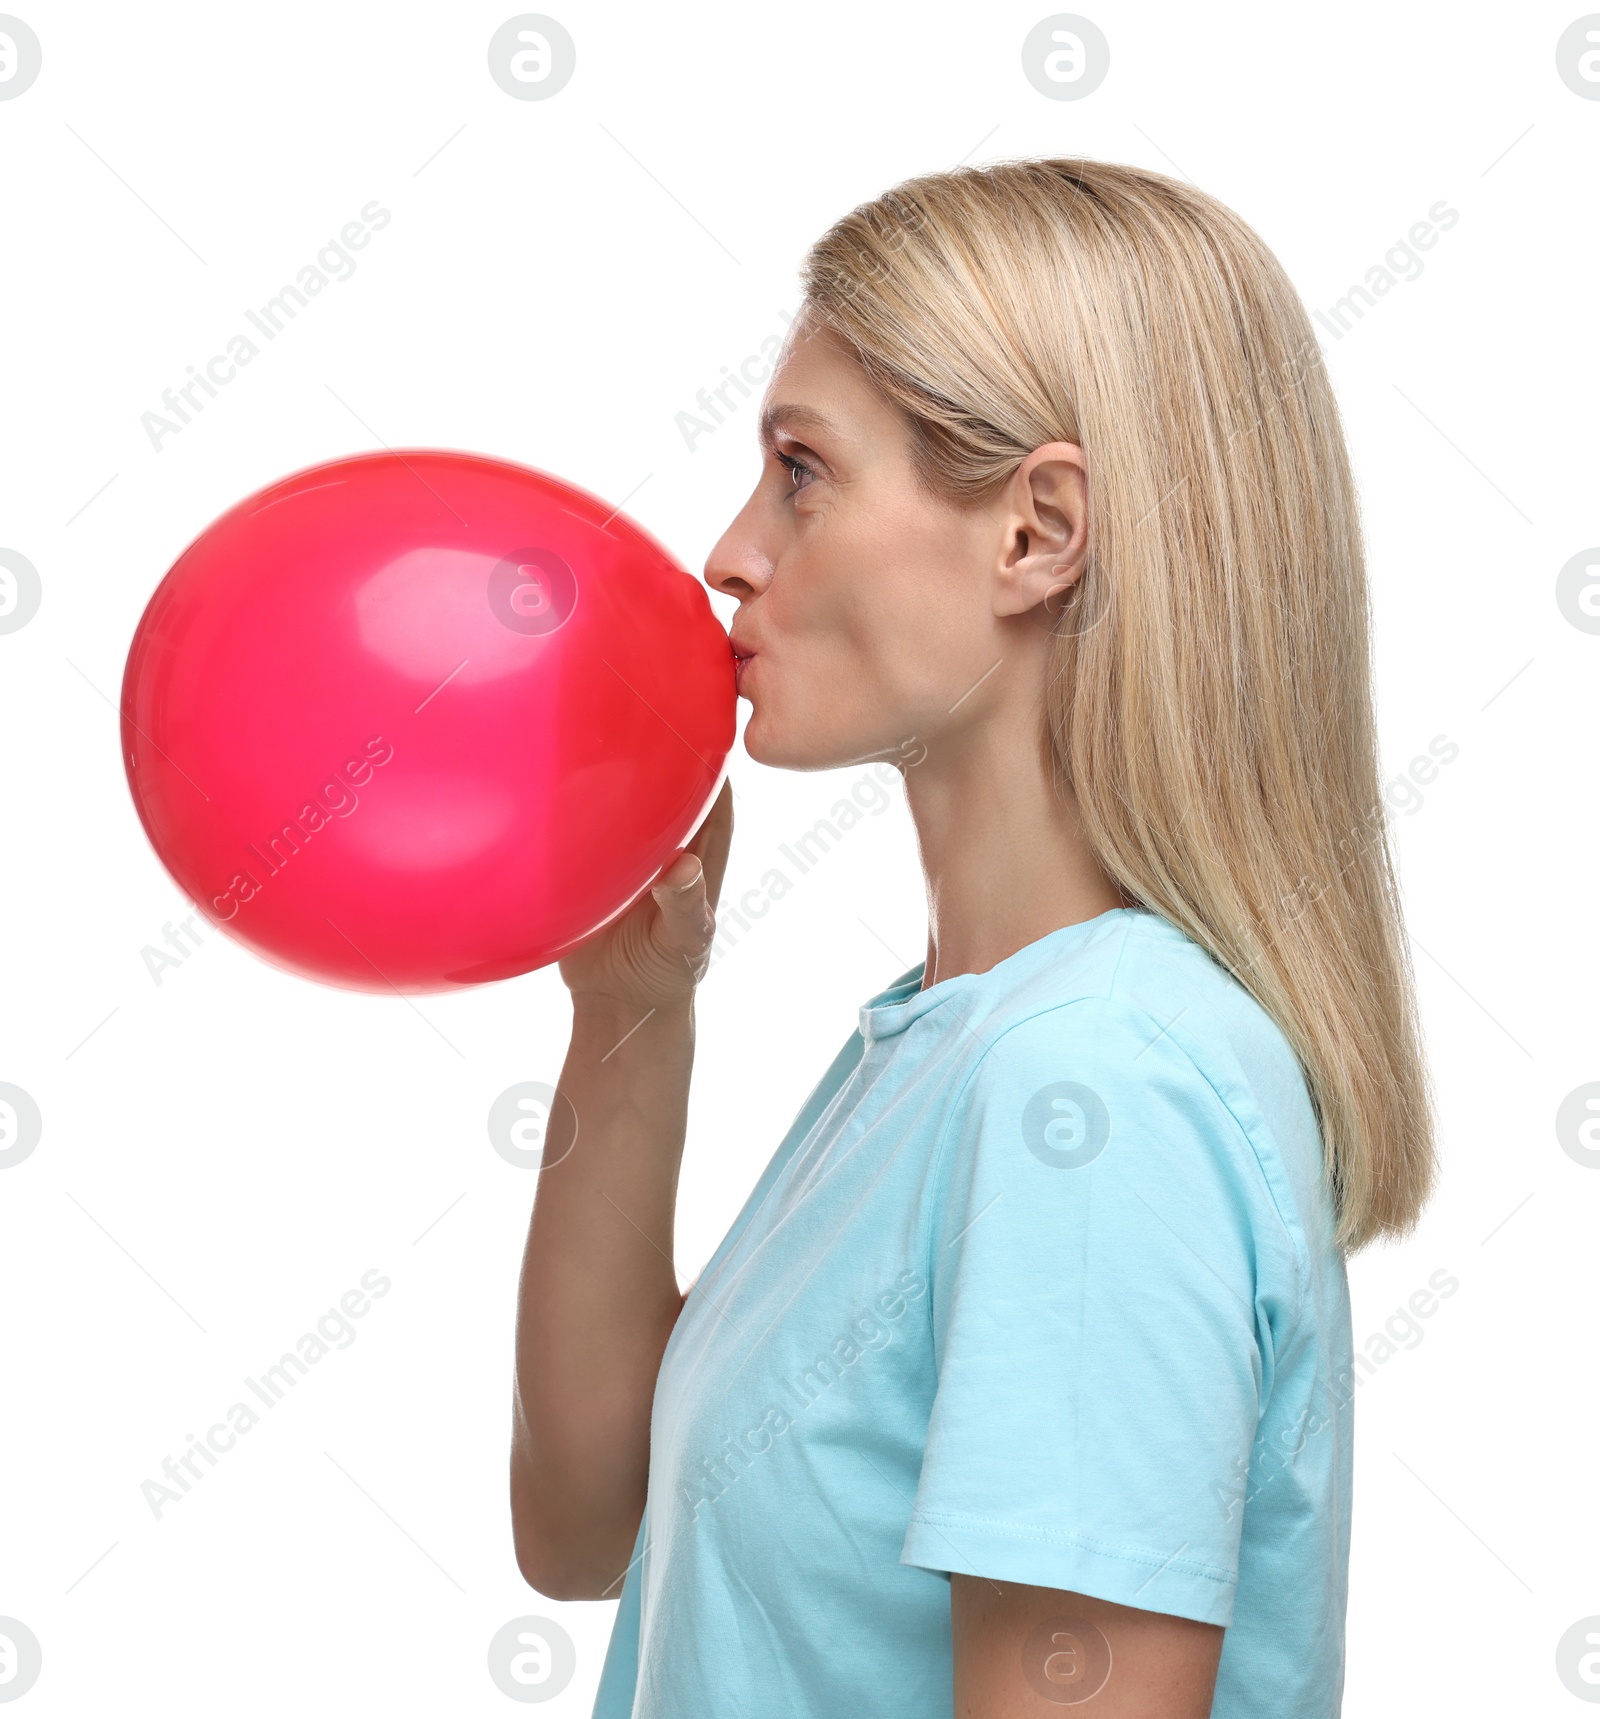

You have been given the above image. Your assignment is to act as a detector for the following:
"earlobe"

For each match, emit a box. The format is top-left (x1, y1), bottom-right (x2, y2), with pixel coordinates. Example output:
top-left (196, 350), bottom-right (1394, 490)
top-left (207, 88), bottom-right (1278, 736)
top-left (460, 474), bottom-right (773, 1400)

top-left (993, 534), bottom-right (1087, 620)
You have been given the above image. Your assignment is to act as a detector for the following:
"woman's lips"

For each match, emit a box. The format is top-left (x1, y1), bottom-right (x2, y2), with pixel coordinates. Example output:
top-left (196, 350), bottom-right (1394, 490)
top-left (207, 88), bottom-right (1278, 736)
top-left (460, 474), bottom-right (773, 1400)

top-left (734, 653), bottom-right (755, 690)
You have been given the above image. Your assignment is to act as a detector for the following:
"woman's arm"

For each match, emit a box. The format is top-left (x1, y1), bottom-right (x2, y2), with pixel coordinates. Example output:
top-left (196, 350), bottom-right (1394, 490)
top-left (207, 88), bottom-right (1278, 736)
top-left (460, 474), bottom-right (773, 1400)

top-left (509, 783), bottom-right (732, 1600)
top-left (951, 1576), bottom-right (1223, 1717)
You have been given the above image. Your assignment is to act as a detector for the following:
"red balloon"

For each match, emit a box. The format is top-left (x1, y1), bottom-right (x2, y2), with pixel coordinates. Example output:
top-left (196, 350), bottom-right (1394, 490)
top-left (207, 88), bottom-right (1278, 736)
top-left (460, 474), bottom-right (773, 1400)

top-left (121, 449), bottom-right (735, 993)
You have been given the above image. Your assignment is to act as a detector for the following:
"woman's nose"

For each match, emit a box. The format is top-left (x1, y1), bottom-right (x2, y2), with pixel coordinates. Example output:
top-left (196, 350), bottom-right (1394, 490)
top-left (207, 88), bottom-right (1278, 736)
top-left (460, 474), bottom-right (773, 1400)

top-left (704, 515), bottom-right (776, 602)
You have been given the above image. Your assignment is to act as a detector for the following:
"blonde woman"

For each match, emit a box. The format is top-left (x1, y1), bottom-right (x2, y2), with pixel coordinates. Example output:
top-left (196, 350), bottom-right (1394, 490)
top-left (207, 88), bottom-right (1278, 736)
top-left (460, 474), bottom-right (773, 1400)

top-left (510, 159), bottom-right (1436, 1718)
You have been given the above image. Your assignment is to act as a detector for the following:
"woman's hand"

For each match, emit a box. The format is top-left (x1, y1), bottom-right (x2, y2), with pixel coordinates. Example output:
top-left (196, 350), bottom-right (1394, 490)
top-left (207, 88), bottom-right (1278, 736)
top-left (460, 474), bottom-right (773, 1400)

top-left (557, 778), bottom-right (733, 1013)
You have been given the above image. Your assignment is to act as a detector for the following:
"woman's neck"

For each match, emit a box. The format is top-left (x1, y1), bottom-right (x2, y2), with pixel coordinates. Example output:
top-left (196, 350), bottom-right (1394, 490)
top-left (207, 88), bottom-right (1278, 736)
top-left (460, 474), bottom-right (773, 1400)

top-left (903, 719), bottom-right (1125, 992)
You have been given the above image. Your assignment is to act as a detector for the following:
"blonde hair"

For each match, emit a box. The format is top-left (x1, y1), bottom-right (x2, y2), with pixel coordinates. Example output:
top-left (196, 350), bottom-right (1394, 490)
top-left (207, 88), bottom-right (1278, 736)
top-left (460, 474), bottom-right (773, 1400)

top-left (800, 158), bottom-right (1436, 1252)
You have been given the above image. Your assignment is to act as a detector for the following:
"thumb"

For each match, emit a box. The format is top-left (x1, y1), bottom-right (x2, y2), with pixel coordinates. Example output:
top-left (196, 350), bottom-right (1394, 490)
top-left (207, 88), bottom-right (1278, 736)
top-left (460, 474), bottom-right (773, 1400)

top-left (649, 853), bottom-right (715, 956)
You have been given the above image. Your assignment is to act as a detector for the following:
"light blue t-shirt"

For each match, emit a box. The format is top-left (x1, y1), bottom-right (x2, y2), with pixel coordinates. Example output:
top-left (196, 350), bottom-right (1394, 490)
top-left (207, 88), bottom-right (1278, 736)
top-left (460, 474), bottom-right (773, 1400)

top-left (592, 906), bottom-right (1354, 1717)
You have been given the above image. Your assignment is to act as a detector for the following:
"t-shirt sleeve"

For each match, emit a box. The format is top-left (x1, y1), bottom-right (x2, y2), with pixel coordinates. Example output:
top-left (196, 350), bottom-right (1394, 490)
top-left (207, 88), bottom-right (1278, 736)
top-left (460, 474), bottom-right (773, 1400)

top-left (901, 996), bottom-right (1284, 1627)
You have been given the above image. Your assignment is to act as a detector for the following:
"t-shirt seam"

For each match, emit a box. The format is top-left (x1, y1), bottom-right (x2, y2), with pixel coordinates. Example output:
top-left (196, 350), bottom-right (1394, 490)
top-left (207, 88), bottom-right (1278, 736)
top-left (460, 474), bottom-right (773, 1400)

top-left (1118, 921), bottom-right (1315, 1281)
top-left (1097, 990), bottom-right (1315, 1314)
top-left (914, 920), bottom-right (1312, 1375)
top-left (976, 933), bottom-right (1315, 1299)
top-left (906, 1508), bottom-right (1237, 1586)
top-left (1085, 985), bottom-right (1316, 1383)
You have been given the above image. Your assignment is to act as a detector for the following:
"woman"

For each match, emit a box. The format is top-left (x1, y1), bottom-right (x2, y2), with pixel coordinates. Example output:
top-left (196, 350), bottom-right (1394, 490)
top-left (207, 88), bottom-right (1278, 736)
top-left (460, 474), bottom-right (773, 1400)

top-left (510, 158), bottom-right (1436, 1718)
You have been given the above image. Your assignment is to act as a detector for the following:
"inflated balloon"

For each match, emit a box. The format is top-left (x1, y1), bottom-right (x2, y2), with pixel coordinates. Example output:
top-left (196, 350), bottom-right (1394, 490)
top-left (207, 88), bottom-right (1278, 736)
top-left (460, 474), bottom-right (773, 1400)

top-left (121, 449), bottom-right (735, 993)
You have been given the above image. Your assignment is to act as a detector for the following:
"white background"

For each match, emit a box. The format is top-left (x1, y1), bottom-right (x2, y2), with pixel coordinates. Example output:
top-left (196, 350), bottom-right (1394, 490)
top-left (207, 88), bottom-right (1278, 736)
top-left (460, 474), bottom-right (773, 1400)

top-left (1, 1), bottom-right (1596, 1712)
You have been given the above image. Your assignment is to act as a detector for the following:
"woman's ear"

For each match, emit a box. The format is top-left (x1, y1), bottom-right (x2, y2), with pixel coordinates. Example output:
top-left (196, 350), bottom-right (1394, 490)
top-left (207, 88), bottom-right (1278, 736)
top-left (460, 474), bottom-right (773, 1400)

top-left (992, 441), bottom-right (1089, 618)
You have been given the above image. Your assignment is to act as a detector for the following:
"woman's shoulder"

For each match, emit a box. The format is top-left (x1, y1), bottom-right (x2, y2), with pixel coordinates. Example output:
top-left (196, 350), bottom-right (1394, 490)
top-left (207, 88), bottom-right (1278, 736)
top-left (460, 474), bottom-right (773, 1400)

top-left (965, 907), bottom-right (1335, 1264)
top-left (984, 902), bottom-right (1236, 1001)
top-left (988, 909), bottom-right (1311, 1106)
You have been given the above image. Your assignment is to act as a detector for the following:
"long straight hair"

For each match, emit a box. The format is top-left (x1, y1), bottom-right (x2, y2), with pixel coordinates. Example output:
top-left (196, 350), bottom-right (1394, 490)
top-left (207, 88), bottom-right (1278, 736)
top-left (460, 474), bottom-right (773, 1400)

top-left (800, 158), bottom-right (1435, 1251)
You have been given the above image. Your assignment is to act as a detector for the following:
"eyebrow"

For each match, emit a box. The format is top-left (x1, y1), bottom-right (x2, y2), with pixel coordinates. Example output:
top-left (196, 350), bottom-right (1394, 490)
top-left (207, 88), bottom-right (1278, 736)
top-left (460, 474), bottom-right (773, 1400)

top-left (758, 402), bottom-right (838, 450)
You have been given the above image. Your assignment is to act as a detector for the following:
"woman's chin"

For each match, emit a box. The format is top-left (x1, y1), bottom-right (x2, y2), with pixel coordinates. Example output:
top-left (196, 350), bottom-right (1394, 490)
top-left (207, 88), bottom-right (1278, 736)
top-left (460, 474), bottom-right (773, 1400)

top-left (741, 712), bottom-right (830, 772)
top-left (740, 717), bottom-right (792, 769)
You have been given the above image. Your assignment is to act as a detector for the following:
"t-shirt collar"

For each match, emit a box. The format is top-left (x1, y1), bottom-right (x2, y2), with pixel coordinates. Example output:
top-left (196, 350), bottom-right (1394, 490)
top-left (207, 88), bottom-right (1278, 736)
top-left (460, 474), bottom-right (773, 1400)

top-left (856, 908), bottom-right (1138, 1044)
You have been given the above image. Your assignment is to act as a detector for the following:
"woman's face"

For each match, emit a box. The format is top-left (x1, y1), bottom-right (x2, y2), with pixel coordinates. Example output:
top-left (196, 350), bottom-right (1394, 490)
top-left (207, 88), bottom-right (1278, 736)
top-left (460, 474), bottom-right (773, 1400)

top-left (705, 316), bottom-right (1085, 774)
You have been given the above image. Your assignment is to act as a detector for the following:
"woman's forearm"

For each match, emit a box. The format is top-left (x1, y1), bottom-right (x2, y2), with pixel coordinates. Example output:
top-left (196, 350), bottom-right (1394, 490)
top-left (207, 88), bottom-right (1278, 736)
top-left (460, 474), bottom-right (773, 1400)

top-left (508, 780), bottom-right (731, 1599)
top-left (510, 992), bottom-right (695, 1598)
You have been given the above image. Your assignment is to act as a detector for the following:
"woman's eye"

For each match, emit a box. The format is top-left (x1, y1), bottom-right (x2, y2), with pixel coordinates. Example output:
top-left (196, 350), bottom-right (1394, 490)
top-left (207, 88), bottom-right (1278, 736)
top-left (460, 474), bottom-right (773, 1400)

top-left (776, 451), bottom-right (814, 495)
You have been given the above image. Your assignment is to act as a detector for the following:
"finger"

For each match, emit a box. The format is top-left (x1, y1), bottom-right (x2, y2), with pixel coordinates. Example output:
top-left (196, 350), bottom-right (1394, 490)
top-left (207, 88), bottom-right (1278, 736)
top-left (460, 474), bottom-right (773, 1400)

top-left (685, 778), bottom-right (734, 910)
top-left (651, 849), bottom-right (704, 895)
top-left (649, 854), bottom-right (714, 957)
